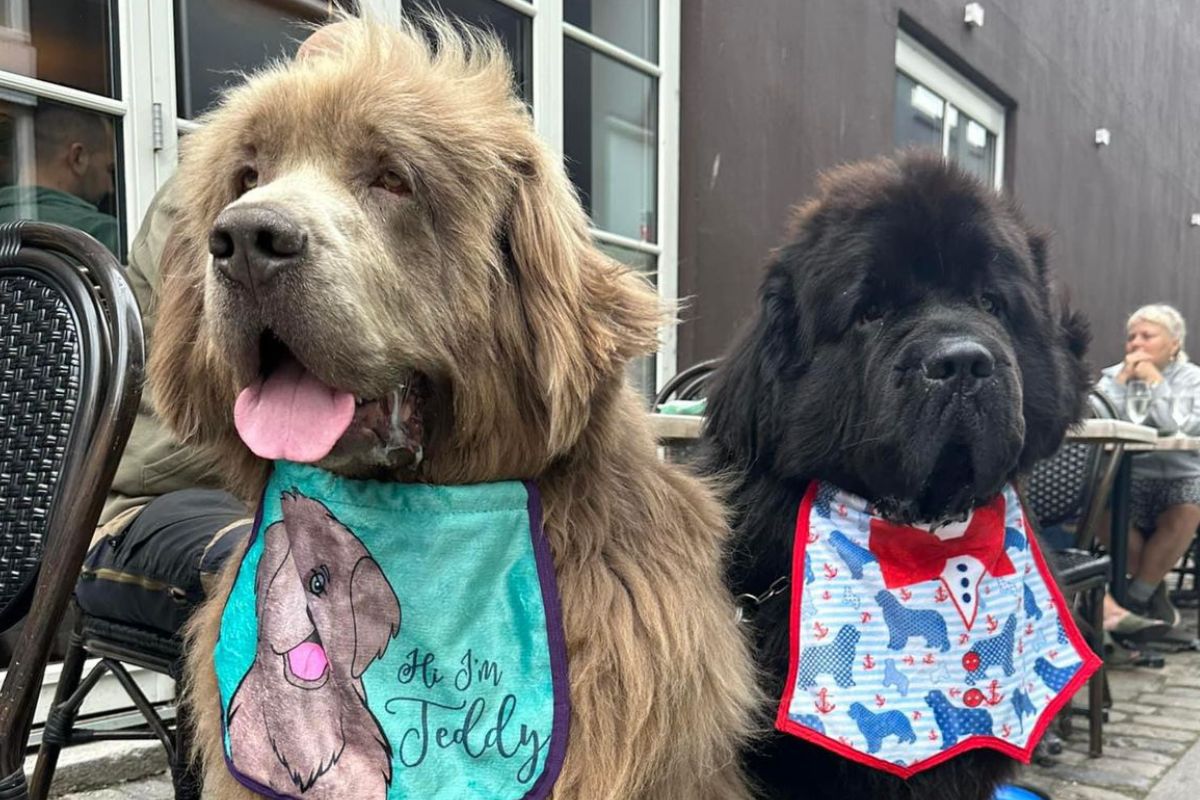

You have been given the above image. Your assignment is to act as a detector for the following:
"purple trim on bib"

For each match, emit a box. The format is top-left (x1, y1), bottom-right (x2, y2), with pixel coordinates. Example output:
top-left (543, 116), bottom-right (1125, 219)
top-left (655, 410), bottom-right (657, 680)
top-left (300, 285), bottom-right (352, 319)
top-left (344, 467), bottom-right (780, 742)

top-left (522, 481), bottom-right (571, 800)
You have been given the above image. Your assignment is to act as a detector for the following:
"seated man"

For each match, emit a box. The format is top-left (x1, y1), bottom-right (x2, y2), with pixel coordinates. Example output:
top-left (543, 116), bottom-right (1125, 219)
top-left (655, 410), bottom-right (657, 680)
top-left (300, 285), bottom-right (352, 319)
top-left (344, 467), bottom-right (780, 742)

top-left (0, 103), bottom-right (120, 255)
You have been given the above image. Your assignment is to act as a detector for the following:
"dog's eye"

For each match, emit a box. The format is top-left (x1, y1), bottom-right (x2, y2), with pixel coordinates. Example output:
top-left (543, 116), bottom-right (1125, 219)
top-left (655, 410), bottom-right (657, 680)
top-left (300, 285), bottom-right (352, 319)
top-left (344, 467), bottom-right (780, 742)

top-left (859, 304), bottom-right (885, 325)
top-left (236, 168), bottom-right (258, 196)
top-left (978, 295), bottom-right (1002, 316)
top-left (308, 568), bottom-right (328, 597)
top-left (373, 169), bottom-right (412, 197)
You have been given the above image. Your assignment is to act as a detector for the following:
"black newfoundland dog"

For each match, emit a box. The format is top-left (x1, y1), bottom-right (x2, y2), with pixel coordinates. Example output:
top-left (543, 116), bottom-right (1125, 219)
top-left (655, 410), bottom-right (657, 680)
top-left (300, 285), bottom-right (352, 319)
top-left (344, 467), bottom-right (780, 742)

top-left (701, 153), bottom-right (1091, 800)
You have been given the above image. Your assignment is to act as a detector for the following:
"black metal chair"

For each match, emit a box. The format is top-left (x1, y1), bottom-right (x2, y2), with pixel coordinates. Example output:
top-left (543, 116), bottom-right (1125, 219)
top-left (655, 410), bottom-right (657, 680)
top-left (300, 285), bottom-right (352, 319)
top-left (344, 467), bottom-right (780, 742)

top-left (653, 357), bottom-right (721, 408)
top-left (653, 359), bottom-right (721, 464)
top-left (0, 222), bottom-right (143, 800)
top-left (1021, 390), bottom-right (1122, 758)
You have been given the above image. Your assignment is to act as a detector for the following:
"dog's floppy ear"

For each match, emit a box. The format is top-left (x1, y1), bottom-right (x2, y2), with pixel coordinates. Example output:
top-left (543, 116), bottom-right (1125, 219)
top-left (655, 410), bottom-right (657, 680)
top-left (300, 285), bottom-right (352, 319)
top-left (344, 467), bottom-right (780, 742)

top-left (350, 557), bottom-right (401, 678)
top-left (255, 521), bottom-right (292, 619)
top-left (505, 148), bottom-right (661, 454)
top-left (1018, 231), bottom-right (1094, 467)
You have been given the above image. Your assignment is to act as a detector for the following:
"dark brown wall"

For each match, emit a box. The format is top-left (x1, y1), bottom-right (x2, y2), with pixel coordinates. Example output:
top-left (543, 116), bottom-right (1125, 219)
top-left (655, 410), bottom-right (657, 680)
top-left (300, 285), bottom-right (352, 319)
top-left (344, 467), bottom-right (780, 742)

top-left (678, 0), bottom-right (1200, 372)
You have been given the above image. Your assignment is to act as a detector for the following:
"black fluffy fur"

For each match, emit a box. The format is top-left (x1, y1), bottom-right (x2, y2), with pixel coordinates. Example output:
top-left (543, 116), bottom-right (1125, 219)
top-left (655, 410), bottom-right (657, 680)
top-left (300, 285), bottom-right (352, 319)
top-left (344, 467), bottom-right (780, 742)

top-left (700, 153), bottom-right (1092, 800)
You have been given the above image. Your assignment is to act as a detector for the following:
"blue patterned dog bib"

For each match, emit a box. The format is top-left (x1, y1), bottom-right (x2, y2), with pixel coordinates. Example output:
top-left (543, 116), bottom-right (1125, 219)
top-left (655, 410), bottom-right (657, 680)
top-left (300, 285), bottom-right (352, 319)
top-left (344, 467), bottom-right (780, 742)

top-left (777, 481), bottom-right (1100, 778)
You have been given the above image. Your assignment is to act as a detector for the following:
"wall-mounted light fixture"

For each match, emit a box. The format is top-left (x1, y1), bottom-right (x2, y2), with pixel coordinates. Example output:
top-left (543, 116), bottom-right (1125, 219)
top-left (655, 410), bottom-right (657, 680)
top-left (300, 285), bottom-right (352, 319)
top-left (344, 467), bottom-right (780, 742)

top-left (965, 3), bottom-right (985, 28)
top-left (1095, 128), bottom-right (1112, 146)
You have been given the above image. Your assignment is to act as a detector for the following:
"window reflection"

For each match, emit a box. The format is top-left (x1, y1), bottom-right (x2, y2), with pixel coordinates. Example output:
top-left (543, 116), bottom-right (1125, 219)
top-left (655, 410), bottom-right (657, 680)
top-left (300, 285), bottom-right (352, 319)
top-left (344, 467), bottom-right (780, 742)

top-left (0, 98), bottom-right (122, 256)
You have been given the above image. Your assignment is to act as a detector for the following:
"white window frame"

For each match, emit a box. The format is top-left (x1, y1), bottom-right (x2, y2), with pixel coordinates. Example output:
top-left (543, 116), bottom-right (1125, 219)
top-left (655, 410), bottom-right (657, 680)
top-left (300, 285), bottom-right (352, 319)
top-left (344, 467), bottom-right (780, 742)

top-left (895, 31), bottom-right (1005, 190)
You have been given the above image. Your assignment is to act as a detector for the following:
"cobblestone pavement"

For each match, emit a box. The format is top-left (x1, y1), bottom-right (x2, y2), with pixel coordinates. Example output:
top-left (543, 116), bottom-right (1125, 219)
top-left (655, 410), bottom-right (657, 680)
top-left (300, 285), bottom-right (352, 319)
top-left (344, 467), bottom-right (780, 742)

top-left (1015, 614), bottom-right (1200, 800)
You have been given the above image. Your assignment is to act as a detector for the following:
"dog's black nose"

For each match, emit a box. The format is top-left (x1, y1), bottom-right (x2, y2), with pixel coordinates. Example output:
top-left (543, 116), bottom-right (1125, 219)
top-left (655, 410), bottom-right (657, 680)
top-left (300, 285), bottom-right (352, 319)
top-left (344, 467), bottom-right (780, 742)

top-left (210, 205), bottom-right (307, 291)
top-left (922, 339), bottom-right (995, 390)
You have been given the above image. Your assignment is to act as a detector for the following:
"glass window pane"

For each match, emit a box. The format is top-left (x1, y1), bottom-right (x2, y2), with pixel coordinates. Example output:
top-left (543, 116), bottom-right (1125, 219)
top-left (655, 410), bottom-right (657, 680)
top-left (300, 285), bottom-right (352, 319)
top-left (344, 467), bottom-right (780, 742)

top-left (564, 39), bottom-right (657, 243)
top-left (893, 71), bottom-right (944, 151)
top-left (598, 241), bottom-right (656, 399)
top-left (947, 106), bottom-right (997, 185)
top-left (565, 0), bottom-right (657, 62)
top-left (0, 96), bottom-right (123, 257)
top-left (0, 0), bottom-right (117, 98)
top-left (407, 0), bottom-right (532, 105)
top-left (174, 0), bottom-right (349, 120)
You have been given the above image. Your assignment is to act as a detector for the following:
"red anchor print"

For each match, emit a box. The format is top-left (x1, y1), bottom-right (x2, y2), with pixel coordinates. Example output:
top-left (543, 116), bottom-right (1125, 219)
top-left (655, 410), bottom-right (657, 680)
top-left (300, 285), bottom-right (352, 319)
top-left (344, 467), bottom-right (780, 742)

top-left (1049, 649), bottom-right (1059, 660)
top-left (837, 504), bottom-right (848, 518)
top-left (912, 710), bottom-right (923, 721)
top-left (958, 633), bottom-right (971, 646)
top-left (899, 587), bottom-right (913, 602)
top-left (822, 590), bottom-right (832, 600)
top-left (922, 653), bottom-right (936, 665)
top-left (934, 585), bottom-right (950, 603)
top-left (1001, 723), bottom-right (1012, 738)
top-left (986, 614), bottom-right (999, 634)
top-left (815, 688), bottom-right (836, 714)
top-left (823, 563), bottom-right (839, 580)
top-left (860, 611), bottom-right (873, 624)
top-left (1025, 622), bottom-right (1035, 637)
top-left (1017, 638), bottom-right (1024, 656)
top-left (875, 694), bottom-right (886, 708)
top-left (949, 687), bottom-right (962, 699)
top-left (928, 730), bottom-right (939, 742)
top-left (984, 585), bottom-right (991, 595)
top-left (985, 680), bottom-right (1004, 706)
top-left (807, 529), bottom-right (819, 544)
top-left (814, 621), bottom-right (830, 640)
top-left (863, 654), bottom-right (876, 670)
top-left (1025, 563), bottom-right (1033, 575)
top-left (903, 655), bottom-right (916, 666)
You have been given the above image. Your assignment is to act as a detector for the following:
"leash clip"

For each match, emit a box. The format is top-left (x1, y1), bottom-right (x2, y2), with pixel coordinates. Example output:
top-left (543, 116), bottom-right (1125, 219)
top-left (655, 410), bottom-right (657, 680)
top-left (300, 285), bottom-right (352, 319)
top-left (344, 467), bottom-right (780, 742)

top-left (735, 575), bottom-right (790, 624)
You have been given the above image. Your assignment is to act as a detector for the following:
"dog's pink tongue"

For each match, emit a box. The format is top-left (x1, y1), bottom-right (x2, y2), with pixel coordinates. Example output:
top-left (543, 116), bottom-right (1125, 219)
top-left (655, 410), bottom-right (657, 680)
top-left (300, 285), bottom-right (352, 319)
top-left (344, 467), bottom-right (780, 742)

top-left (287, 642), bottom-right (328, 681)
top-left (234, 359), bottom-right (355, 463)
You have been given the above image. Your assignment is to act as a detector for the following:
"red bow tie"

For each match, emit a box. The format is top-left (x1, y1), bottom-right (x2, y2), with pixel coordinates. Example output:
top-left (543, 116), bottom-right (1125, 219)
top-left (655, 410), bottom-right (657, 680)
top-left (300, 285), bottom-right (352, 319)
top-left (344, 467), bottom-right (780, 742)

top-left (867, 495), bottom-right (1016, 589)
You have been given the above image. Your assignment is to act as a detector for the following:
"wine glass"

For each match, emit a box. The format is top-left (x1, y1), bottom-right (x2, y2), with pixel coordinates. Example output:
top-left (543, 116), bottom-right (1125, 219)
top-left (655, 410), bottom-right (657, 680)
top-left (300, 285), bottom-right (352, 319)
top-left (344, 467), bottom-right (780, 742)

top-left (1126, 380), bottom-right (1152, 425)
top-left (1172, 392), bottom-right (1195, 435)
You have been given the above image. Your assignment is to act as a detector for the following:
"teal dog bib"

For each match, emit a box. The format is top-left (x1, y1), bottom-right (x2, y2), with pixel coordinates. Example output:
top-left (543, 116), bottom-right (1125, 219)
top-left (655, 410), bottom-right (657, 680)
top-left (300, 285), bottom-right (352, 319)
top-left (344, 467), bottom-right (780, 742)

top-left (214, 461), bottom-right (570, 799)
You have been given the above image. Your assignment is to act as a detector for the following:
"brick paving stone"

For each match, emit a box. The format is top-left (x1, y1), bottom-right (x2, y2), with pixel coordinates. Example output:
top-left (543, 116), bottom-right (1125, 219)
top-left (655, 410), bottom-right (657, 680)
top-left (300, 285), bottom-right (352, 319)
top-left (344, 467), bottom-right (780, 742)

top-left (56, 773), bottom-right (172, 800)
top-left (1131, 714), bottom-right (1200, 732)
top-left (1139, 694), bottom-right (1200, 711)
top-left (1080, 746), bottom-right (1177, 767)
top-left (1104, 735), bottom-right (1190, 756)
top-left (1102, 723), bottom-right (1197, 743)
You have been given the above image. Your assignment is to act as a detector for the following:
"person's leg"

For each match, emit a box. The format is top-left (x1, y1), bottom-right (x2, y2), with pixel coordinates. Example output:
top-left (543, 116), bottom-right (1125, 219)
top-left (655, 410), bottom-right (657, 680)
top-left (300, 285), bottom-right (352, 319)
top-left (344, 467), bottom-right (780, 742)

top-left (1131, 503), bottom-right (1200, 596)
top-left (1098, 491), bottom-right (1151, 578)
top-left (75, 489), bottom-right (252, 800)
top-left (77, 489), bottom-right (252, 633)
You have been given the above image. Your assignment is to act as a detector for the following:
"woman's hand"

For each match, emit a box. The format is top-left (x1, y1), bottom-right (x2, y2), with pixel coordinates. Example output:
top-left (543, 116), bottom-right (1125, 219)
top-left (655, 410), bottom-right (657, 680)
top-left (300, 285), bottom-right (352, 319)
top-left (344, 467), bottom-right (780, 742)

top-left (1133, 359), bottom-right (1165, 385)
top-left (1118, 350), bottom-right (1155, 384)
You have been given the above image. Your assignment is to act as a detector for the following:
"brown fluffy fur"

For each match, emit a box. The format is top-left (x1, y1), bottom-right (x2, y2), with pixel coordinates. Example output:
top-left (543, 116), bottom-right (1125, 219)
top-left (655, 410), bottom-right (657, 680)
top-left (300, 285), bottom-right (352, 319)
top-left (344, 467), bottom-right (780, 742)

top-left (150, 16), bottom-right (757, 799)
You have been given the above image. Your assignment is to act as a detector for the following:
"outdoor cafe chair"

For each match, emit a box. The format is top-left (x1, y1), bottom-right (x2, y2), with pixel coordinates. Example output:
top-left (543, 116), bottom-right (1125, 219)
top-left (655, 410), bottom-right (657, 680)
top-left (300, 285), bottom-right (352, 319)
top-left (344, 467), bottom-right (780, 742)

top-left (0, 222), bottom-right (143, 800)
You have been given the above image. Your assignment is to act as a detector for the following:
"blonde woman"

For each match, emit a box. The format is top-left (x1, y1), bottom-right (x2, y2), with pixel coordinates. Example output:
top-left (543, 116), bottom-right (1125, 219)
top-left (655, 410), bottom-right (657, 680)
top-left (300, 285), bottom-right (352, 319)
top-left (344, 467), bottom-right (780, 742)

top-left (1097, 304), bottom-right (1200, 629)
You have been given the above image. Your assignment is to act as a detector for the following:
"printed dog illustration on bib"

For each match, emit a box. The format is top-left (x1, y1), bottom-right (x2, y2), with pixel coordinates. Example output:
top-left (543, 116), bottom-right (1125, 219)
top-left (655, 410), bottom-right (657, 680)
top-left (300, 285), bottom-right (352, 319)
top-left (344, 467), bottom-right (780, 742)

top-left (215, 463), bottom-right (570, 800)
top-left (227, 493), bottom-right (401, 798)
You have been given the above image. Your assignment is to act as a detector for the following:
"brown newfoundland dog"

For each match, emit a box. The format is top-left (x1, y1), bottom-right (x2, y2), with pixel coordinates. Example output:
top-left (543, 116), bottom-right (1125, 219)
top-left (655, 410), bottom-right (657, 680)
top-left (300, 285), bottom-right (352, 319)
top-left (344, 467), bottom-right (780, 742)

top-left (700, 153), bottom-right (1091, 800)
top-left (148, 17), bottom-right (756, 799)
